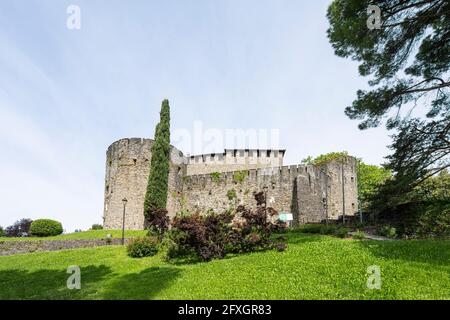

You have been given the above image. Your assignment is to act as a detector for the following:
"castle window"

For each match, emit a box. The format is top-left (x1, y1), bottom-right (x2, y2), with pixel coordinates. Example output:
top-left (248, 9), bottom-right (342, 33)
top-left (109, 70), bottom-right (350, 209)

top-left (106, 186), bottom-right (109, 193)
top-left (233, 150), bottom-right (237, 157)
top-left (266, 150), bottom-right (270, 157)
top-left (352, 203), bottom-right (355, 209)
top-left (133, 159), bottom-right (137, 165)
top-left (351, 176), bottom-right (354, 183)
top-left (257, 150), bottom-right (260, 157)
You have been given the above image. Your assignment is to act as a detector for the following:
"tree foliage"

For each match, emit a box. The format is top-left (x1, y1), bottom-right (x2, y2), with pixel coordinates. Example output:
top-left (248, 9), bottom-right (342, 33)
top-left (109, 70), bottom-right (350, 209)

top-left (302, 151), bottom-right (349, 166)
top-left (359, 162), bottom-right (392, 210)
top-left (411, 169), bottom-right (450, 202)
top-left (373, 170), bottom-right (450, 237)
top-left (302, 151), bottom-right (391, 210)
top-left (144, 99), bottom-right (171, 228)
top-left (4, 218), bottom-right (33, 237)
top-left (327, 0), bottom-right (450, 191)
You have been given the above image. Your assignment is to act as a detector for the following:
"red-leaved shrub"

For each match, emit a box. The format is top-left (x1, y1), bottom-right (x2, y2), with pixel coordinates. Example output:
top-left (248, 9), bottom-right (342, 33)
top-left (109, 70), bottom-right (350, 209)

top-left (168, 192), bottom-right (287, 261)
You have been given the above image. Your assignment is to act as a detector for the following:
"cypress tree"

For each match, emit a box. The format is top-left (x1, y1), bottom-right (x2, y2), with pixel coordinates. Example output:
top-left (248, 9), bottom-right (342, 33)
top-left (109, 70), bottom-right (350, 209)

top-left (144, 99), bottom-right (171, 225)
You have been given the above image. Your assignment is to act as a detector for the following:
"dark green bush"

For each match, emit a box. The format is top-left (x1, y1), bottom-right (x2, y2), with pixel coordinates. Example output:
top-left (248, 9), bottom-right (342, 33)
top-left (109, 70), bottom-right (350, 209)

top-left (160, 229), bottom-right (196, 261)
top-left (0, 226), bottom-right (4, 237)
top-left (334, 227), bottom-right (349, 238)
top-left (297, 224), bottom-right (323, 234)
top-left (416, 203), bottom-right (450, 238)
top-left (319, 225), bottom-right (337, 235)
top-left (296, 224), bottom-right (351, 239)
top-left (127, 237), bottom-right (158, 258)
top-left (30, 219), bottom-right (63, 237)
top-left (91, 224), bottom-right (103, 230)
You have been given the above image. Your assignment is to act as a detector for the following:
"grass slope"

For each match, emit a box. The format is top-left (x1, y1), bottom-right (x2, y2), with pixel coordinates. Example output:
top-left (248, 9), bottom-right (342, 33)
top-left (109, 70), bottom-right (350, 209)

top-left (0, 230), bottom-right (147, 242)
top-left (0, 232), bottom-right (448, 300)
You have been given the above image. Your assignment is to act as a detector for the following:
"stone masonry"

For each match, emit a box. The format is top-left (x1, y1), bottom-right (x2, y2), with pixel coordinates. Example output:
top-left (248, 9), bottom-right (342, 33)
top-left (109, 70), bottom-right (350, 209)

top-left (103, 138), bottom-right (358, 230)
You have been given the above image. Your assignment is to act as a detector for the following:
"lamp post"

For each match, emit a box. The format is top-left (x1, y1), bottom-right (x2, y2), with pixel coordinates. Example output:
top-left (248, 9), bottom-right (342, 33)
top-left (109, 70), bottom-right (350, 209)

top-left (341, 160), bottom-right (346, 224)
top-left (121, 198), bottom-right (127, 245)
top-left (357, 159), bottom-right (363, 224)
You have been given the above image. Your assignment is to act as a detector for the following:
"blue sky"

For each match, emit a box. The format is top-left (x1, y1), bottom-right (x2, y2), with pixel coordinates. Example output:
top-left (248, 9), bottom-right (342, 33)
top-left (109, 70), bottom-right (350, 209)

top-left (0, 0), bottom-right (391, 232)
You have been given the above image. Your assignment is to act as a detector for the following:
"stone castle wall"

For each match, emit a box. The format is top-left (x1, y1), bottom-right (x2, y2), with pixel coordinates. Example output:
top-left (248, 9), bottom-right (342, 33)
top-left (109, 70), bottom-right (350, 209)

top-left (180, 159), bottom-right (358, 224)
top-left (103, 138), bottom-right (358, 230)
top-left (323, 157), bottom-right (359, 220)
top-left (103, 138), bottom-right (185, 229)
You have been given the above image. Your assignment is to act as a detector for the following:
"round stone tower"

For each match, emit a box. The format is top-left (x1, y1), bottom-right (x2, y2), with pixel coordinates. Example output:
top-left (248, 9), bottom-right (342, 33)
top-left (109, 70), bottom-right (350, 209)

top-left (103, 138), bottom-right (186, 230)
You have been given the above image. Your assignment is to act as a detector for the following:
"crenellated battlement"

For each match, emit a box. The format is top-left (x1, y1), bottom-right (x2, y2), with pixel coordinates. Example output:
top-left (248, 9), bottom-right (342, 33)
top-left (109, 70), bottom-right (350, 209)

top-left (185, 149), bottom-right (285, 175)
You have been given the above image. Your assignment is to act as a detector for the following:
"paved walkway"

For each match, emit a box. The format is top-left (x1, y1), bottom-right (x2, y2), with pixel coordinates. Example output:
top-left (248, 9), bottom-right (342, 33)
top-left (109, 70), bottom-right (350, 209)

top-left (349, 232), bottom-right (392, 241)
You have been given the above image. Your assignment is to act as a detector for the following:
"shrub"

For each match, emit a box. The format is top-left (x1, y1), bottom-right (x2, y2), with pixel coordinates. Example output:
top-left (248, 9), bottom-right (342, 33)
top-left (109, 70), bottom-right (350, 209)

top-left (30, 219), bottom-right (63, 237)
top-left (378, 225), bottom-right (397, 238)
top-left (416, 203), bottom-right (450, 238)
top-left (296, 224), bottom-right (348, 238)
top-left (0, 226), bottom-right (4, 237)
top-left (352, 230), bottom-right (366, 240)
top-left (127, 237), bottom-right (158, 258)
top-left (168, 192), bottom-right (287, 261)
top-left (160, 228), bottom-right (194, 260)
top-left (91, 224), bottom-right (103, 230)
top-left (335, 227), bottom-right (349, 238)
top-left (319, 225), bottom-right (337, 235)
top-left (297, 224), bottom-right (323, 234)
top-left (171, 212), bottom-right (233, 261)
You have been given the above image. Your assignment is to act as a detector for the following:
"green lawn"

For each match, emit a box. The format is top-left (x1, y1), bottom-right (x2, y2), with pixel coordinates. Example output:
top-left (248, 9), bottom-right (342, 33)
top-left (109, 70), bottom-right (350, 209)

top-left (0, 230), bottom-right (147, 242)
top-left (0, 232), bottom-right (448, 299)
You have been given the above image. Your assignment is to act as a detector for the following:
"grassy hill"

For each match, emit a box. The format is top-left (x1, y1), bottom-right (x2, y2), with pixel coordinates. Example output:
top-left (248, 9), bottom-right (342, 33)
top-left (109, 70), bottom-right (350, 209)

top-left (0, 231), bottom-right (448, 299)
top-left (0, 230), bottom-right (147, 241)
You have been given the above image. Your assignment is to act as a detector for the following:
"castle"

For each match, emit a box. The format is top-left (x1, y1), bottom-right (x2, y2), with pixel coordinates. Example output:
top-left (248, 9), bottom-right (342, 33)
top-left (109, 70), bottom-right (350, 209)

top-left (103, 138), bottom-right (358, 229)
